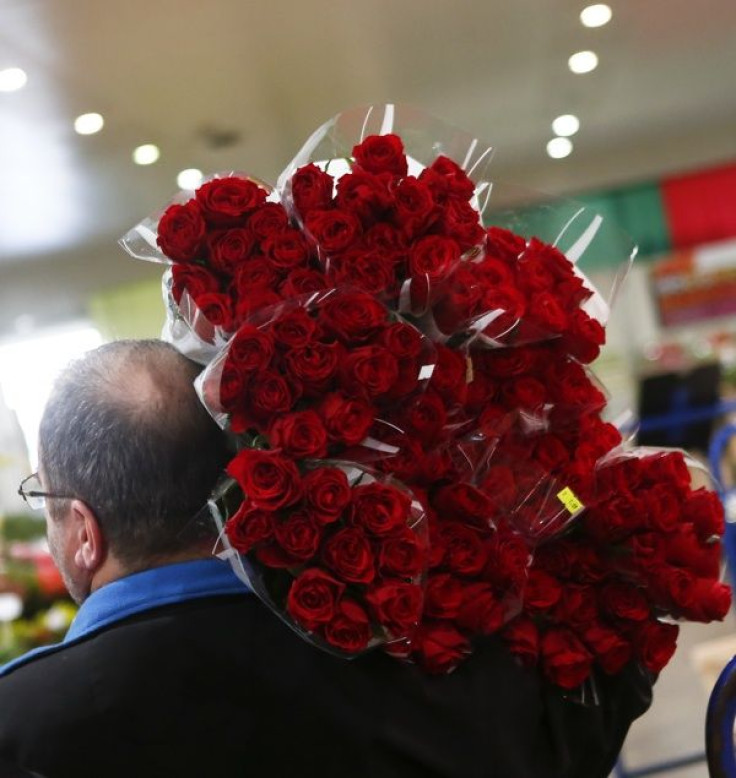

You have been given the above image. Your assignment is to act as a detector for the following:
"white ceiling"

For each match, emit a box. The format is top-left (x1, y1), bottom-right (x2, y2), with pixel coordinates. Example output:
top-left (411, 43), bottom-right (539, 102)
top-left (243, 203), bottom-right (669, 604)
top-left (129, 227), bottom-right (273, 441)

top-left (1, 0), bottom-right (735, 334)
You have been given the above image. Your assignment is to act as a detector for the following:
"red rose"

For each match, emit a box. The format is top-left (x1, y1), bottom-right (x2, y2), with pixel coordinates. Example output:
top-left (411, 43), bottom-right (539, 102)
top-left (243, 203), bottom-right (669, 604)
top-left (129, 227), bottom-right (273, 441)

top-left (524, 570), bottom-right (563, 611)
top-left (533, 434), bottom-right (570, 471)
top-left (393, 177), bottom-right (437, 239)
top-left (335, 170), bottom-right (392, 224)
top-left (247, 370), bottom-right (298, 424)
top-left (268, 410), bottom-right (328, 459)
top-left (232, 288), bottom-right (282, 331)
top-left (634, 620), bottom-right (679, 673)
top-left (224, 502), bottom-right (275, 553)
top-left (690, 580), bottom-right (732, 621)
top-left (502, 616), bottom-right (539, 667)
top-left (228, 325), bottom-right (275, 373)
top-left (555, 584), bottom-right (598, 627)
top-left (263, 227), bottom-right (311, 271)
top-left (352, 134), bottom-right (407, 177)
top-left (320, 392), bottom-right (375, 446)
top-left (663, 526), bottom-right (719, 578)
top-left (485, 529), bottom-right (531, 590)
top-left (274, 510), bottom-right (322, 562)
top-left (582, 624), bottom-right (631, 675)
top-left (285, 341), bottom-right (342, 395)
top-left (304, 208), bottom-right (362, 254)
top-left (456, 582), bottom-right (505, 635)
top-left (433, 483), bottom-right (493, 526)
top-left (501, 376), bottom-right (547, 410)
top-left (485, 226), bottom-right (526, 262)
top-left (231, 258), bottom-right (278, 296)
top-left (226, 449), bottom-right (302, 510)
top-left (207, 228), bottom-right (256, 275)
top-left (290, 163), bottom-right (335, 217)
top-left (563, 308), bottom-right (606, 363)
top-left (324, 599), bottom-right (372, 652)
top-left (329, 249), bottom-right (396, 297)
top-left (438, 522), bottom-right (488, 577)
top-left (322, 526), bottom-right (375, 584)
top-left (423, 573), bottom-right (464, 619)
top-left (157, 200), bottom-right (206, 263)
top-left (430, 265), bottom-right (484, 332)
top-left (380, 321), bottom-right (423, 358)
top-left (286, 568), bottom-right (345, 631)
top-left (402, 391), bottom-right (447, 446)
top-left (438, 199), bottom-right (485, 252)
top-left (540, 627), bottom-right (593, 689)
top-left (408, 235), bottom-right (460, 286)
top-left (302, 467), bottom-right (352, 523)
top-left (515, 256), bottom-right (555, 295)
top-left (643, 451), bottom-right (691, 495)
top-left (269, 308), bottom-right (319, 349)
top-left (218, 359), bottom-right (249, 412)
top-left (378, 527), bottom-right (426, 578)
top-left (419, 155), bottom-right (475, 202)
top-left (601, 582), bottom-right (650, 622)
top-left (682, 488), bottom-right (725, 540)
top-left (545, 360), bottom-right (605, 411)
top-left (318, 289), bottom-right (387, 344)
top-left (582, 498), bottom-right (644, 543)
top-left (171, 263), bottom-right (220, 304)
top-left (479, 286), bottom-right (527, 340)
top-left (193, 292), bottom-right (234, 332)
top-left (522, 238), bottom-right (574, 281)
top-left (413, 622), bottom-right (470, 674)
top-left (278, 268), bottom-right (330, 298)
top-left (361, 222), bottom-right (409, 265)
top-left (476, 346), bottom-right (540, 378)
top-left (429, 344), bottom-right (468, 406)
top-left (340, 345), bottom-right (399, 399)
top-left (367, 581), bottom-right (423, 634)
top-left (479, 465), bottom-right (517, 511)
top-left (195, 177), bottom-right (267, 226)
top-left (247, 202), bottom-right (289, 240)
top-left (644, 484), bottom-right (681, 532)
top-left (350, 482), bottom-right (411, 537)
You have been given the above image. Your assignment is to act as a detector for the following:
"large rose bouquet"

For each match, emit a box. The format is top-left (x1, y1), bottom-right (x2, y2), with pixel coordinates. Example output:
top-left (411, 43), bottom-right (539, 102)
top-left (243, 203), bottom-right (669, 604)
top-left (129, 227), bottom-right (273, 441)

top-left (121, 105), bottom-right (730, 689)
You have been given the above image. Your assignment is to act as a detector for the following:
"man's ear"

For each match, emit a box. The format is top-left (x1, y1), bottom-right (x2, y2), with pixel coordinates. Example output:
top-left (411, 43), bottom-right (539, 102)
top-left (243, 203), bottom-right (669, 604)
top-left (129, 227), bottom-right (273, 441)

top-left (68, 499), bottom-right (106, 572)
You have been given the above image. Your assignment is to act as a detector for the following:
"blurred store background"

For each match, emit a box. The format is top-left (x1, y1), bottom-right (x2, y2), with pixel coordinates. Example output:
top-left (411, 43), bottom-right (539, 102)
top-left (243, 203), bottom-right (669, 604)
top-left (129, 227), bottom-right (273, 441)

top-left (1, 1), bottom-right (735, 774)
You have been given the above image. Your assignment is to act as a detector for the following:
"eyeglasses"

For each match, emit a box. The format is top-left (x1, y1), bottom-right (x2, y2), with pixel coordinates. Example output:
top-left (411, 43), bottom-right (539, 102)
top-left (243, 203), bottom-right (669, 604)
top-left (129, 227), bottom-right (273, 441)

top-left (17, 473), bottom-right (78, 512)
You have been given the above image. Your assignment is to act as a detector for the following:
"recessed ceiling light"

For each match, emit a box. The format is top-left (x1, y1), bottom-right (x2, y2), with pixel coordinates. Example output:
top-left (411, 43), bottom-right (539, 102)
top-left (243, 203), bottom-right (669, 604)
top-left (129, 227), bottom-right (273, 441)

top-left (74, 112), bottom-right (104, 135)
top-left (547, 137), bottom-right (573, 159)
top-left (0, 67), bottom-right (27, 92)
top-left (552, 114), bottom-right (580, 137)
top-left (132, 144), bottom-right (160, 165)
top-left (568, 50), bottom-right (599, 74)
top-left (580, 4), bottom-right (612, 27)
top-left (177, 168), bottom-right (203, 190)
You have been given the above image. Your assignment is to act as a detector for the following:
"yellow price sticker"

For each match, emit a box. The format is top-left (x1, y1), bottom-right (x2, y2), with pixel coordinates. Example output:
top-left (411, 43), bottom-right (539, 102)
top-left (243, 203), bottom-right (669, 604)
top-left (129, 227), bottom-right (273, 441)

top-left (557, 487), bottom-right (584, 515)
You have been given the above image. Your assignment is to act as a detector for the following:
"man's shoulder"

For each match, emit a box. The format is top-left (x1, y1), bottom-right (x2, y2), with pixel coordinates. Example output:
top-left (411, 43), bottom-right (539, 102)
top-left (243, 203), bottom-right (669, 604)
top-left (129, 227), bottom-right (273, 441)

top-left (0, 593), bottom-right (255, 700)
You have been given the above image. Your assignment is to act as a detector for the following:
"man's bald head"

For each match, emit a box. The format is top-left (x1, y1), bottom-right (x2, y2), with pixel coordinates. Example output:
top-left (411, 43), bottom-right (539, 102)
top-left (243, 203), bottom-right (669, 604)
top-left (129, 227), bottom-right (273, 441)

top-left (39, 340), bottom-right (230, 567)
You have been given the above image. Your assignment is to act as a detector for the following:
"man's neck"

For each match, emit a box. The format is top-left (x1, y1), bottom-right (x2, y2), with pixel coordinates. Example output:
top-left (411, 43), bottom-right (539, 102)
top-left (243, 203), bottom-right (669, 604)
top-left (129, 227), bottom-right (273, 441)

top-left (90, 546), bottom-right (212, 594)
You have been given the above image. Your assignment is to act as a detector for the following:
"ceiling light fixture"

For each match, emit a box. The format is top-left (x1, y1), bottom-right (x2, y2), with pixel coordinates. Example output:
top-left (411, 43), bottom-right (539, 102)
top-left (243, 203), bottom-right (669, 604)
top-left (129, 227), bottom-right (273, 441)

top-left (547, 137), bottom-right (573, 159)
top-left (177, 168), bottom-right (204, 190)
top-left (74, 112), bottom-right (104, 135)
top-left (0, 67), bottom-right (28, 92)
top-left (551, 114), bottom-right (580, 137)
top-left (132, 144), bottom-right (160, 165)
top-left (568, 50), bottom-right (599, 74)
top-left (580, 4), bottom-right (612, 27)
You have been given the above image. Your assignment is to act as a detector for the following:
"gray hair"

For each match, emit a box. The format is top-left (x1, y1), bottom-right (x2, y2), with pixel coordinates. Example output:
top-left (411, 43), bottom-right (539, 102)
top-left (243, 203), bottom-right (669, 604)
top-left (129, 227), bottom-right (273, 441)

top-left (39, 339), bottom-right (231, 566)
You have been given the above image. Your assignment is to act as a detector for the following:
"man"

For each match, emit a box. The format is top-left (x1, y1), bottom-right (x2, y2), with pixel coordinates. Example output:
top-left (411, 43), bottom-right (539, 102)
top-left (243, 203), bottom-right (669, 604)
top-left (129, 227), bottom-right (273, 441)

top-left (0, 339), bottom-right (651, 778)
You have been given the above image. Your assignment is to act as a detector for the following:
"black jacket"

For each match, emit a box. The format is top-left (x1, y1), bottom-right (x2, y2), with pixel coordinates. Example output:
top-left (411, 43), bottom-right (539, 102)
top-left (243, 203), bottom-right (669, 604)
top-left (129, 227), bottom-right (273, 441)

top-left (0, 594), bottom-right (651, 778)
